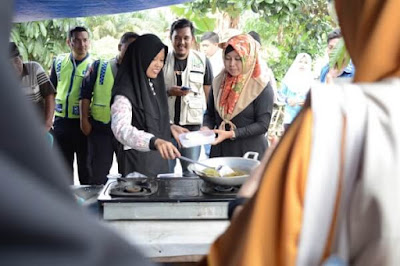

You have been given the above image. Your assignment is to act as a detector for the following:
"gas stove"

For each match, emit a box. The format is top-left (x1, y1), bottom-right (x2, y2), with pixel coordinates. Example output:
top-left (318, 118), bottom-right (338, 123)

top-left (98, 177), bottom-right (238, 220)
top-left (97, 177), bottom-right (235, 258)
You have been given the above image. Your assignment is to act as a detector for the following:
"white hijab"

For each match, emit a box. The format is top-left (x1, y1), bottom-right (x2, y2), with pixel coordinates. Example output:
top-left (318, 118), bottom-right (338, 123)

top-left (282, 53), bottom-right (313, 95)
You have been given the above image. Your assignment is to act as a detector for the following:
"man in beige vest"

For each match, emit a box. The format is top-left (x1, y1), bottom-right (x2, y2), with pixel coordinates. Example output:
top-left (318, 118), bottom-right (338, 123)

top-left (164, 18), bottom-right (213, 176)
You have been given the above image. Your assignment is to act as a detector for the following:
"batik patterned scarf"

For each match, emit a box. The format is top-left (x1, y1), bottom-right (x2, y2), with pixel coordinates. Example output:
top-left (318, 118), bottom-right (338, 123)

top-left (219, 34), bottom-right (261, 116)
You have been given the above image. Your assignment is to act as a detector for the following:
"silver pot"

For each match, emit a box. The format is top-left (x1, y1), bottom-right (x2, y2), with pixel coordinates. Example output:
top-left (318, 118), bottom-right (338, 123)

top-left (188, 152), bottom-right (260, 186)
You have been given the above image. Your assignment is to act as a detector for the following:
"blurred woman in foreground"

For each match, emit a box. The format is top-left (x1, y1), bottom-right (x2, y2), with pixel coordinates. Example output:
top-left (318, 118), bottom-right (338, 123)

top-left (201, 0), bottom-right (400, 265)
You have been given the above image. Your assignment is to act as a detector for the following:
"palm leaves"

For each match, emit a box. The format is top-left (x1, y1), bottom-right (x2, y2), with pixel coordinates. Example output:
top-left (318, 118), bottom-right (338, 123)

top-left (11, 10), bottom-right (171, 71)
top-left (11, 19), bottom-right (80, 70)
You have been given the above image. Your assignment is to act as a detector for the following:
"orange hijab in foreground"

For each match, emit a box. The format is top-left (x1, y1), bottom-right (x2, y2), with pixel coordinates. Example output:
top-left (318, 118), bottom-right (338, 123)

top-left (336, 0), bottom-right (400, 82)
top-left (201, 1), bottom-right (400, 266)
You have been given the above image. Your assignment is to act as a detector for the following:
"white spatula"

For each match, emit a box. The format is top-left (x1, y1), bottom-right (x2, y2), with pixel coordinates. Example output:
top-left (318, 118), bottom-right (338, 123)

top-left (179, 156), bottom-right (235, 177)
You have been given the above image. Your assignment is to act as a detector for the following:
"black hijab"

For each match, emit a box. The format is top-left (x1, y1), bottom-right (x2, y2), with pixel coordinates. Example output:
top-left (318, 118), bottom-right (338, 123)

top-left (112, 34), bottom-right (170, 141)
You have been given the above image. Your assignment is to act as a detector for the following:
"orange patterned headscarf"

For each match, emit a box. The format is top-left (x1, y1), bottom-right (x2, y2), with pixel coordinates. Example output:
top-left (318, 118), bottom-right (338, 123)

top-left (219, 34), bottom-right (262, 116)
top-left (335, 0), bottom-right (400, 82)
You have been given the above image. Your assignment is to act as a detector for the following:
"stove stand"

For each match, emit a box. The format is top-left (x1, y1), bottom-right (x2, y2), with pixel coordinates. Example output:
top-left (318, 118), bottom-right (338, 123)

top-left (97, 177), bottom-right (233, 258)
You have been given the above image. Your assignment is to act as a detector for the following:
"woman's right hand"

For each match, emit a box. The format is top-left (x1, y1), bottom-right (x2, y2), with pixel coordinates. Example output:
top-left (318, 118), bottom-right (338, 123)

top-left (154, 138), bottom-right (181, 160)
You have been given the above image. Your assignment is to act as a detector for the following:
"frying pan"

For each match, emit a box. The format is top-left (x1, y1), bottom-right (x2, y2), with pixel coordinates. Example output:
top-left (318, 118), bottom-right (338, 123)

top-left (188, 152), bottom-right (260, 186)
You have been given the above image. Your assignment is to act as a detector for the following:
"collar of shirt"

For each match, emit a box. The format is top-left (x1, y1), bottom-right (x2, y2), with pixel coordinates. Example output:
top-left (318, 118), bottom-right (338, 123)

top-left (342, 62), bottom-right (355, 74)
top-left (21, 63), bottom-right (29, 77)
top-left (69, 53), bottom-right (89, 66)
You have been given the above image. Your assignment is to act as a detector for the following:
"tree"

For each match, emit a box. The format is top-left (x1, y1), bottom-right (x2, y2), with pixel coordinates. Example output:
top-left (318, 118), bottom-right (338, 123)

top-left (11, 10), bottom-right (173, 70)
top-left (11, 19), bottom-right (82, 71)
top-left (170, 5), bottom-right (216, 40)
top-left (85, 11), bottom-right (170, 40)
top-left (189, 0), bottom-right (245, 30)
top-left (245, 0), bottom-right (336, 80)
top-left (172, 0), bottom-right (336, 81)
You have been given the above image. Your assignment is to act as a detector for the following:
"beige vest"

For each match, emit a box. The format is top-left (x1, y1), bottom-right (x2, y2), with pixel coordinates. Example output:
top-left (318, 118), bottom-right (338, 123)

top-left (164, 50), bottom-right (207, 125)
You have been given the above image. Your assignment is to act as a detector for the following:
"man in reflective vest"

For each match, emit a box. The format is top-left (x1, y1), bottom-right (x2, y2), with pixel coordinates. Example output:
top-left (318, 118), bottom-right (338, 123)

top-left (79, 32), bottom-right (139, 184)
top-left (50, 26), bottom-right (93, 184)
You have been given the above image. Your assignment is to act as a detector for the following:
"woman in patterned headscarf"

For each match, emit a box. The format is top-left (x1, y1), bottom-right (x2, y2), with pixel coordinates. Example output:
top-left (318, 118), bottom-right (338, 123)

top-left (202, 34), bottom-right (274, 159)
top-left (201, 0), bottom-right (400, 265)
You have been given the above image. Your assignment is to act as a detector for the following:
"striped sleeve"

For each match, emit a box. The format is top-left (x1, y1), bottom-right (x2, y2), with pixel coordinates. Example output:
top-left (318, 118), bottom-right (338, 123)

top-left (31, 62), bottom-right (55, 97)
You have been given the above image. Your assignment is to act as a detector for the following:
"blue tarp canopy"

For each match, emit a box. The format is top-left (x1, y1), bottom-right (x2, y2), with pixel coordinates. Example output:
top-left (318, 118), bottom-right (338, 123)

top-left (13, 0), bottom-right (192, 22)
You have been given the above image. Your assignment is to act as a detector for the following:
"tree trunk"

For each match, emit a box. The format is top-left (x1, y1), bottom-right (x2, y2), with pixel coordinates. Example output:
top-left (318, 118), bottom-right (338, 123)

top-left (230, 16), bottom-right (239, 28)
top-left (215, 11), bottom-right (240, 32)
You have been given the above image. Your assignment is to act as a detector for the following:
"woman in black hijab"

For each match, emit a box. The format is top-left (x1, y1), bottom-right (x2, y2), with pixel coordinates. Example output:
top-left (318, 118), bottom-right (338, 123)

top-left (111, 34), bottom-right (186, 177)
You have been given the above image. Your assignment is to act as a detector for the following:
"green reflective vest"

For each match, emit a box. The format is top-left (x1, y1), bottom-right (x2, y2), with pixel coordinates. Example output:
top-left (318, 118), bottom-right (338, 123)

top-left (54, 54), bottom-right (93, 119)
top-left (91, 60), bottom-right (114, 124)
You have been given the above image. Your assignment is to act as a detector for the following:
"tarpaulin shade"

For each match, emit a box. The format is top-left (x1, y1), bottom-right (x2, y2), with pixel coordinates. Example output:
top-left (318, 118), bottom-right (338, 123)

top-left (13, 0), bottom-right (193, 22)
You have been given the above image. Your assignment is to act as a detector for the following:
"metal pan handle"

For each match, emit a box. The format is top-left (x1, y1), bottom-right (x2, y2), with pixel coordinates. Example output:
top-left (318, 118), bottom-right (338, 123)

top-left (243, 151), bottom-right (259, 161)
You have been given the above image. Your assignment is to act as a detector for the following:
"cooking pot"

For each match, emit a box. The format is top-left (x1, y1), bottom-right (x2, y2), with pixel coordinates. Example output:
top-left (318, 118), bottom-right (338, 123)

top-left (188, 152), bottom-right (260, 186)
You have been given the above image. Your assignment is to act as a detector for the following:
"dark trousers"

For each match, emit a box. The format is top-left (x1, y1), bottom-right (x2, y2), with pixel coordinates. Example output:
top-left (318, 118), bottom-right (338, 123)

top-left (87, 127), bottom-right (119, 185)
top-left (53, 118), bottom-right (91, 184)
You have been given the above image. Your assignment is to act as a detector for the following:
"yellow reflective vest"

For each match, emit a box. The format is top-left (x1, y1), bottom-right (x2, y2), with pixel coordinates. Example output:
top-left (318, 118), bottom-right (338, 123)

top-left (54, 54), bottom-right (93, 119)
top-left (91, 59), bottom-right (114, 124)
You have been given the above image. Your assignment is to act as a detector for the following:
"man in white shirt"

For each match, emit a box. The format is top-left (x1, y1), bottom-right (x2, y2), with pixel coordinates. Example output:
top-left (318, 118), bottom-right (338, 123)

top-left (200, 32), bottom-right (224, 77)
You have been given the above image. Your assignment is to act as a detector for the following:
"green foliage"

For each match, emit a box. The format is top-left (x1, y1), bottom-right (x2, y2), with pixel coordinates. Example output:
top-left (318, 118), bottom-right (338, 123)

top-left (11, 0), bottom-right (337, 82)
top-left (189, 0), bottom-right (244, 19)
top-left (85, 13), bottom-right (149, 40)
top-left (244, 0), bottom-right (335, 81)
top-left (250, 0), bottom-right (305, 18)
top-left (11, 10), bottom-right (171, 71)
top-left (11, 18), bottom-right (81, 71)
top-left (179, 0), bottom-right (336, 82)
top-left (170, 5), bottom-right (216, 38)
